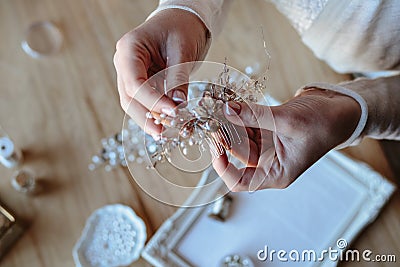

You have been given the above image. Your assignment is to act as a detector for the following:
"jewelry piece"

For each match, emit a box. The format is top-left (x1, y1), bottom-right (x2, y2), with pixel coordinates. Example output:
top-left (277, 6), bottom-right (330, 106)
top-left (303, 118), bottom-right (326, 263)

top-left (144, 63), bottom-right (266, 168)
top-left (208, 194), bottom-right (233, 222)
top-left (219, 254), bottom-right (254, 267)
top-left (89, 122), bottom-right (153, 171)
top-left (90, 63), bottom-right (268, 171)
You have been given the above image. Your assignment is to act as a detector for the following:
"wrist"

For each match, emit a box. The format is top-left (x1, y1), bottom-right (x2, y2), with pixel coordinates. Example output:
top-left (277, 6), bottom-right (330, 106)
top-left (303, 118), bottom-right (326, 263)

top-left (148, 8), bottom-right (210, 60)
top-left (299, 82), bottom-right (368, 148)
top-left (299, 87), bottom-right (362, 147)
top-left (148, 7), bottom-right (210, 40)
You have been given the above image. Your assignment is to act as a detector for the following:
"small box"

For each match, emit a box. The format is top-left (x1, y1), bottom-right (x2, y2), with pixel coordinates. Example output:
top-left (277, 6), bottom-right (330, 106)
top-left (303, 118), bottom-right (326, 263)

top-left (0, 205), bottom-right (24, 260)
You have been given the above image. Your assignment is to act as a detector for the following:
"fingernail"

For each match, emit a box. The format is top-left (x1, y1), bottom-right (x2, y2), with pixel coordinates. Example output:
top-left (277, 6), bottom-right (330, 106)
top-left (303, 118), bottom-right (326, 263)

top-left (172, 90), bottom-right (186, 103)
top-left (161, 107), bottom-right (176, 117)
top-left (225, 102), bottom-right (241, 116)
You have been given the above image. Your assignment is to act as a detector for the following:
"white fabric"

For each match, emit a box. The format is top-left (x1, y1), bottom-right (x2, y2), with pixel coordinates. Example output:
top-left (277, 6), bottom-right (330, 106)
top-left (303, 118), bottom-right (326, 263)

top-left (302, 0), bottom-right (400, 73)
top-left (148, 5), bottom-right (205, 28)
top-left (150, 0), bottom-right (400, 73)
top-left (270, 0), bottom-right (329, 34)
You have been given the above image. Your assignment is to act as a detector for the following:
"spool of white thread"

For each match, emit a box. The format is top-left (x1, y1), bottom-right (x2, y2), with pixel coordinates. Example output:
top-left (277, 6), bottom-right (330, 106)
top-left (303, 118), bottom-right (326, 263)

top-left (0, 137), bottom-right (22, 168)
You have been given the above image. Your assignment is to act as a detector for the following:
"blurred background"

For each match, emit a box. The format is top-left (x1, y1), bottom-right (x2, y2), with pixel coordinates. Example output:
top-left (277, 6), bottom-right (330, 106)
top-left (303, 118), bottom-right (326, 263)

top-left (0, 0), bottom-right (398, 266)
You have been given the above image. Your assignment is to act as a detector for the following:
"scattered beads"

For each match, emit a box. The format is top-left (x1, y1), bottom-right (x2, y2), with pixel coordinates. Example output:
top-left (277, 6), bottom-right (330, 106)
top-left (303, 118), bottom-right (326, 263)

top-left (89, 121), bottom-right (151, 171)
top-left (84, 214), bottom-right (138, 267)
top-left (220, 254), bottom-right (254, 267)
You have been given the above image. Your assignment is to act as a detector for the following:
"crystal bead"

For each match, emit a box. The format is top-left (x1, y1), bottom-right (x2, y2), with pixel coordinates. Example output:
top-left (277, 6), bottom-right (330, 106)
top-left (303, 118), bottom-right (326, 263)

top-left (205, 120), bottom-right (220, 132)
top-left (188, 138), bottom-right (194, 146)
top-left (201, 96), bottom-right (215, 111)
top-left (88, 164), bottom-right (96, 171)
top-left (145, 112), bottom-right (153, 119)
top-left (92, 155), bottom-right (102, 164)
top-left (108, 138), bottom-right (116, 146)
top-left (181, 130), bottom-right (189, 138)
top-left (138, 149), bottom-right (146, 157)
top-left (193, 107), bottom-right (208, 118)
top-left (104, 165), bottom-right (112, 172)
top-left (148, 144), bottom-right (157, 153)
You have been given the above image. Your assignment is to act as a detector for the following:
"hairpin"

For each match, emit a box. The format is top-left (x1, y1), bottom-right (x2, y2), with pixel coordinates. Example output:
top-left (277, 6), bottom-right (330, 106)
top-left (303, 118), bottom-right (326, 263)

top-left (89, 63), bottom-right (268, 171)
top-left (142, 63), bottom-right (266, 168)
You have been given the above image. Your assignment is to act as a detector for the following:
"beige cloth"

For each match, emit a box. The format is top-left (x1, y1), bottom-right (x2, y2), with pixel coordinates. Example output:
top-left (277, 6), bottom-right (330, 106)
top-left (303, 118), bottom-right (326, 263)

top-left (150, 0), bottom-right (400, 146)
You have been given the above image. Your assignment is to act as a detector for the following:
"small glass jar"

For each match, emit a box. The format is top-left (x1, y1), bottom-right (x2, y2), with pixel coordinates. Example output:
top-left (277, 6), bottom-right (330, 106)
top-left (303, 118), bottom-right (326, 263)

top-left (11, 169), bottom-right (36, 194)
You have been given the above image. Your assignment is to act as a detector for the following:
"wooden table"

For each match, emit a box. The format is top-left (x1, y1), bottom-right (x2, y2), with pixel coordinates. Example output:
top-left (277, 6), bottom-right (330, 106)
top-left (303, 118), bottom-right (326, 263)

top-left (0, 1), bottom-right (398, 266)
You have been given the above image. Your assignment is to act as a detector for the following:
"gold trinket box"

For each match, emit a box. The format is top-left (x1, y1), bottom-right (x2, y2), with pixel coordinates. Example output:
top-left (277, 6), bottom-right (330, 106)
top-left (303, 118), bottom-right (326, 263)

top-left (0, 205), bottom-right (24, 260)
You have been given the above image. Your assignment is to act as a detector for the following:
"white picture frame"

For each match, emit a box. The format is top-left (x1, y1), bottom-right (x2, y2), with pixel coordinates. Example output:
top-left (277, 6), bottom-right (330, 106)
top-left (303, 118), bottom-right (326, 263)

top-left (141, 150), bottom-right (395, 267)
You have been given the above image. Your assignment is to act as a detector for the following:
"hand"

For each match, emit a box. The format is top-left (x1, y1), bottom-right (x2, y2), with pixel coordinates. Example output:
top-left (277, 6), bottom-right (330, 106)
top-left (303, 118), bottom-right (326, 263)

top-left (212, 89), bottom-right (361, 192)
top-left (114, 9), bottom-right (210, 136)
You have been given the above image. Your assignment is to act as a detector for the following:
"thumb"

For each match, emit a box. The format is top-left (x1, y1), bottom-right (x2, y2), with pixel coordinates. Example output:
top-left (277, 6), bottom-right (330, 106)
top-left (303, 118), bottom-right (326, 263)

top-left (224, 101), bottom-right (277, 131)
top-left (165, 57), bottom-right (194, 104)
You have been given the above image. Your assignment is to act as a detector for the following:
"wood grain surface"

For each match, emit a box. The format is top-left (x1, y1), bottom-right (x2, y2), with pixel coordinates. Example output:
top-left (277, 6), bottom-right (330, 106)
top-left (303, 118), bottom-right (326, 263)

top-left (0, 0), bottom-right (398, 266)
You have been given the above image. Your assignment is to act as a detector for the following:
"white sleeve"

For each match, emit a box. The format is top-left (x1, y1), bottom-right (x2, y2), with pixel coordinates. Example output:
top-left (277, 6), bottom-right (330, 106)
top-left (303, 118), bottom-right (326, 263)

top-left (299, 82), bottom-right (368, 149)
top-left (299, 74), bottom-right (400, 149)
top-left (147, 0), bottom-right (232, 37)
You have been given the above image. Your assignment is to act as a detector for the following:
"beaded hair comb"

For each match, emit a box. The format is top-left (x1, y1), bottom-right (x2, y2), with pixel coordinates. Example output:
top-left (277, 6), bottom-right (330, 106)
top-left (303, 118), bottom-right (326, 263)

top-left (89, 61), bottom-right (268, 171)
top-left (145, 63), bottom-right (266, 168)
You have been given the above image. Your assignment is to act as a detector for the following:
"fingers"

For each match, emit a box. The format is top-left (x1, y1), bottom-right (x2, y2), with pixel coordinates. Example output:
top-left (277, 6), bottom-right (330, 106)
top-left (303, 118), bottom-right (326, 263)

top-left (114, 49), bottom-right (176, 112)
top-left (114, 33), bottom-right (179, 137)
top-left (212, 152), bottom-right (245, 191)
top-left (259, 129), bottom-right (276, 153)
top-left (224, 101), bottom-right (277, 131)
top-left (217, 101), bottom-right (279, 191)
top-left (165, 57), bottom-right (194, 104)
top-left (118, 77), bottom-right (162, 135)
top-left (212, 148), bottom-right (277, 192)
top-left (127, 99), bottom-right (164, 136)
top-left (117, 75), bottom-right (129, 111)
top-left (229, 136), bottom-right (259, 167)
top-left (248, 146), bottom-right (275, 192)
top-left (212, 151), bottom-right (267, 192)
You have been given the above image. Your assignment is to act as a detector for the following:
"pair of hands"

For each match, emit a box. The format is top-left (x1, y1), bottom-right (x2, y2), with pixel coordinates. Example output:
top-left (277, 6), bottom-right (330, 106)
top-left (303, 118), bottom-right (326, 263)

top-left (114, 9), bottom-right (361, 192)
